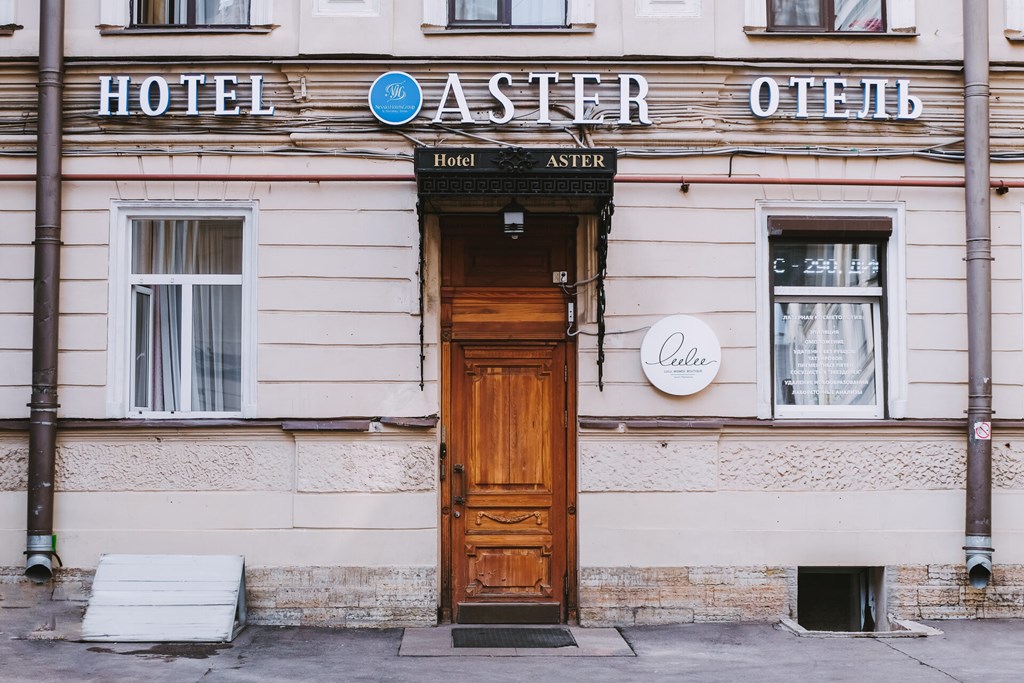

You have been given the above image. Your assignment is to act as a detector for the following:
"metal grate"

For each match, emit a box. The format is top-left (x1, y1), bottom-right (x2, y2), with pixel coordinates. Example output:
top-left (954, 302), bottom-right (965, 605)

top-left (452, 627), bottom-right (577, 649)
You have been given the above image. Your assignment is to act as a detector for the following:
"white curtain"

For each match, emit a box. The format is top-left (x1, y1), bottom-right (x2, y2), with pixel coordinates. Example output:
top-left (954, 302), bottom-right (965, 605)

top-left (771, 0), bottom-right (821, 28)
top-left (197, 0), bottom-right (250, 25)
top-left (132, 219), bottom-right (243, 412)
top-left (454, 0), bottom-right (565, 25)
top-left (136, 0), bottom-right (249, 25)
top-left (455, 0), bottom-right (499, 21)
top-left (192, 285), bottom-right (242, 412)
top-left (151, 286), bottom-right (182, 411)
top-left (511, 0), bottom-right (565, 25)
top-left (835, 0), bottom-right (883, 31)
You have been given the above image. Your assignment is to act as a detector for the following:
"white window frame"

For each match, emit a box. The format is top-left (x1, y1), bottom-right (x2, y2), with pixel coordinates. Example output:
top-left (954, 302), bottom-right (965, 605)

top-left (107, 201), bottom-right (258, 419)
top-left (422, 0), bottom-right (594, 29)
top-left (0, 1), bottom-right (15, 26)
top-left (99, 0), bottom-right (274, 28)
top-left (744, 0), bottom-right (916, 33)
top-left (1006, 0), bottom-right (1024, 39)
top-left (755, 202), bottom-right (907, 420)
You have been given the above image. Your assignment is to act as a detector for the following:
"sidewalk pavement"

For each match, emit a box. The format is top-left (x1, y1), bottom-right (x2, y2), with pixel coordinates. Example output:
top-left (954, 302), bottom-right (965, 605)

top-left (2, 600), bottom-right (1022, 682)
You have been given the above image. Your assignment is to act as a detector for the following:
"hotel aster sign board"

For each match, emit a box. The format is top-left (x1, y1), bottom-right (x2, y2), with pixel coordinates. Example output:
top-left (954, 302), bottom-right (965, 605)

top-left (640, 315), bottom-right (721, 396)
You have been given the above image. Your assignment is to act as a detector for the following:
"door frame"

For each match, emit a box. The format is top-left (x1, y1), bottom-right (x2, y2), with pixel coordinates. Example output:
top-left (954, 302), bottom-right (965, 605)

top-left (437, 215), bottom-right (579, 624)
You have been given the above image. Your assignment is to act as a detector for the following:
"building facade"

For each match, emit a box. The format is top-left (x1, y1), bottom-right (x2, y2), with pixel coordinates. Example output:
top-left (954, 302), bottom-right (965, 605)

top-left (2, 0), bottom-right (1024, 629)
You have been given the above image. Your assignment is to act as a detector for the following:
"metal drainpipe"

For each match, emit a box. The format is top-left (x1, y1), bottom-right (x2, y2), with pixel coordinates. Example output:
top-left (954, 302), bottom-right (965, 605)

top-left (963, 0), bottom-right (994, 589)
top-left (25, 0), bottom-right (65, 583)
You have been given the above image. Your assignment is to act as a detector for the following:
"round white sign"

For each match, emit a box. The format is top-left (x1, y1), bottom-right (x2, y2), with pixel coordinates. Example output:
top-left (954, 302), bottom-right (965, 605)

top-left (640, 315), bottom-right (722, 396)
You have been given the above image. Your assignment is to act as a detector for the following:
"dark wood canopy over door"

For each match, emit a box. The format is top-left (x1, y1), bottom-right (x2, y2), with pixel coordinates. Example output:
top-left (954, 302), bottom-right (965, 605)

top-left (441, 216), bottom-right (576, 625)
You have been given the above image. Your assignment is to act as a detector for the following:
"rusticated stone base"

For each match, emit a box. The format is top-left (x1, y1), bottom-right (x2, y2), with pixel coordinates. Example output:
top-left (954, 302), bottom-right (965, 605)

top-left (2, 565), bottom-right (438, 628)
top-left (0, 567), bottom-right (94, 606)
top-left (579, 566), bottom-right (796, 626)
top-left (888, 564), bottom-right (1024, 620)
top-left (580, 564), bottom-right (1024, 626)
top-left (245, 566), bottom-right (438, 627)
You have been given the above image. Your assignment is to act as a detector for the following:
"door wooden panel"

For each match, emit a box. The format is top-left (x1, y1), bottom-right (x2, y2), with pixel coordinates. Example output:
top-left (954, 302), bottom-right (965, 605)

top-left (451, 342), bottom-right (567, 616)
top-left (440, 215), bottom-right (576, 624)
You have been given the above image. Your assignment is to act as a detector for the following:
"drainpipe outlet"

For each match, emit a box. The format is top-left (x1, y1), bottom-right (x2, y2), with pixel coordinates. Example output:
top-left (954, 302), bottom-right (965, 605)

top-left (25, 534), bottom-right (54, 584)
top-left (964, 535), bottom-right (993, 589)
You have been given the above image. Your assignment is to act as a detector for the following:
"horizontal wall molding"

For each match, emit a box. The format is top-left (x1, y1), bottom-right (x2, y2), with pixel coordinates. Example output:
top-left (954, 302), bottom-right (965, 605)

top-left (0, 417), bottom-right (438, 432)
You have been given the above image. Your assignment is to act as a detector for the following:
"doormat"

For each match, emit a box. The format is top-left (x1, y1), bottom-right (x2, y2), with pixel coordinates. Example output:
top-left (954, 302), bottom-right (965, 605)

top-left (452, 627), bottom-right (577, 649)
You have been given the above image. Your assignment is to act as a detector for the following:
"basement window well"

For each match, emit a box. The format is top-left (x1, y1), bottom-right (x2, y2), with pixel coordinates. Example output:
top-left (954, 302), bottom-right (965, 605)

top-left (783, 566), bottom-right (941, 638)
top-left (797, 567), bottom-right (884, 632)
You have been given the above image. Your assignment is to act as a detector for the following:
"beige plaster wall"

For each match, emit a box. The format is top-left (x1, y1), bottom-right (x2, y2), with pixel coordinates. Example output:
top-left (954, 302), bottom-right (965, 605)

top-left (5, 1), bottom-right (1022, 65)
top-left (577, 429), bottom-right (1024, 569)
top-left (2, 152), bottom-right (1024, 420)
top-left (0, 431), bottom-right (438, 569)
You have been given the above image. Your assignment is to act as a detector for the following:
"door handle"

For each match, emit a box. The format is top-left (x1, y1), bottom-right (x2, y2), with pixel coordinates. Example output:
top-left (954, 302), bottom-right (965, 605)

top-left (453, 463), bottom-right (465, 506)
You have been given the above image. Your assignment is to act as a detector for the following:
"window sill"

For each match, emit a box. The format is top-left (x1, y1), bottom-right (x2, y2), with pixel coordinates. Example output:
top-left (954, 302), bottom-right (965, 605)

top-left (0, 24), bottom-right (22, 36)
top-left (99, 26), bottom-right (275, 36)
top-left (745, 29), bottom-right (917, 38)
top-left (422, 26), bottom-right (595, 35)
top-left (1005, 30), bottom-right (1024, 41)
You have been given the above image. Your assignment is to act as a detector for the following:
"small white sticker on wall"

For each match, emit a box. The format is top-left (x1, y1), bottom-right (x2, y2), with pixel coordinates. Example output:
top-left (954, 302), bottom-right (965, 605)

top-left (974, 422), bottom-right (992, 441)
top-left (640, 315), bottom-right (721, 396)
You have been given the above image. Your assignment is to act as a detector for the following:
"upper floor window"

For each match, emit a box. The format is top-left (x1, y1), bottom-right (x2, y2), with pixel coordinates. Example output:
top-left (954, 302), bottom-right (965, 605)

top-left (449, 0), bottom-right (567, 28)
top-left (769, 0), bottom-right (885, 33)
top-left (133, 0), bottom-right (250, 27)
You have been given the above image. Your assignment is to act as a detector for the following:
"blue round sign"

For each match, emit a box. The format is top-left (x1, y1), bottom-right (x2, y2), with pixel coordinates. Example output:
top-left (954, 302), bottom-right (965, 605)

top-left (368, 71), bottom-right (423, 126)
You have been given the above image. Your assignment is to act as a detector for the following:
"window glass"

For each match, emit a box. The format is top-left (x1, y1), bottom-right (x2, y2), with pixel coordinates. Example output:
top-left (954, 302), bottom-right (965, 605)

top-left (450, 0), bottom-right (566, 26)
top-left (132, 287), bottom-right (152, 409)
top-left (132, 220), bottom-right (243, 275)
top-left (134, 0), bottom-right (250, 26)
top-left (769, 229), bottom-right (887, 419)
top-left (453, 0), bottom-right (499, 21)
top-left (141, 284), bottom-right (183, 412)
top-left (771, 0), bottom-right (823, 29)
top-left (835, 0), bottom-right (883, 31)
top-left (129, 218), bottom-right (244, 415)
top-left (192, 285), bottom-right (243, 412)
top-left (770, 0), bottom-right (885, 32)
top-left (774, 301), bottom-right (878, 407)
top-left (772, 243), bottom-right (880, 287)
top-left (511, 0), bottom-right (566, 26)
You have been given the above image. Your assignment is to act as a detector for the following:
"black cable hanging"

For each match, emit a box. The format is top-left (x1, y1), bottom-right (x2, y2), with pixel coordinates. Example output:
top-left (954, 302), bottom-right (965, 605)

top-left (597, 199), bottom-right (614, 391)
top-left (417, 200), bottom-right (426, 391)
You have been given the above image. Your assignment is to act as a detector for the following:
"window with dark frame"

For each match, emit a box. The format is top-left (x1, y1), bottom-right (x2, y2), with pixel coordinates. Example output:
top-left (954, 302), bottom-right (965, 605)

top-left (448, 0), bottom-right (567, 28)
top-left (132, 0), bottom-right (251, 27)
top-left (769, 217), bottom-right (891, 419)
top-left (768, 0), bottom-right (886, 33)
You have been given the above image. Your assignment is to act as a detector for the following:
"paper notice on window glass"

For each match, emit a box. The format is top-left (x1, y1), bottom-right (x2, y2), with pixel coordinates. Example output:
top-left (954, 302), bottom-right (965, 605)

top-left (774, 301), bottom-right (876, 406)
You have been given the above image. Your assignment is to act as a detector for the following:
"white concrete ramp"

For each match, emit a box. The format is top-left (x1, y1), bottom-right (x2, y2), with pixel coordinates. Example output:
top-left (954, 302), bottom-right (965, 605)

top-left (82, 554), bottom-right (246, 642)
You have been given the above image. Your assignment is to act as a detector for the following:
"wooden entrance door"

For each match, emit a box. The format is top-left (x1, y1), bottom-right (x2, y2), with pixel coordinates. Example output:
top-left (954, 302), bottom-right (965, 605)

top-left (441, 216), bottom-right (576, 624)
